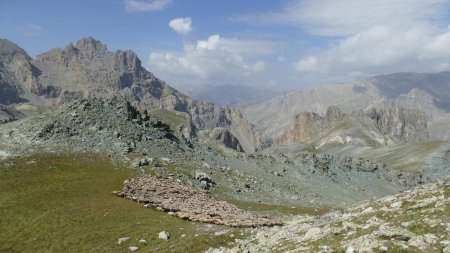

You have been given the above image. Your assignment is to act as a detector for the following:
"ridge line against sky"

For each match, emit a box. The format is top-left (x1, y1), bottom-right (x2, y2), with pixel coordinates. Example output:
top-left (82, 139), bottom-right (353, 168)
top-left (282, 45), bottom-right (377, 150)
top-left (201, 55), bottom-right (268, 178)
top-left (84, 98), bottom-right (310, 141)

top-left (1, 0), bottom-right (450, 91)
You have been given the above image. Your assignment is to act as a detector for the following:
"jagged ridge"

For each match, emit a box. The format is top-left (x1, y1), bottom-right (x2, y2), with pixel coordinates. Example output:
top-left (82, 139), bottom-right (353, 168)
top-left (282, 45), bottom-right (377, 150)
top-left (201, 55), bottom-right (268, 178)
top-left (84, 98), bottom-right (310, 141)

top-left (0, 37), bottom-right (261, 153)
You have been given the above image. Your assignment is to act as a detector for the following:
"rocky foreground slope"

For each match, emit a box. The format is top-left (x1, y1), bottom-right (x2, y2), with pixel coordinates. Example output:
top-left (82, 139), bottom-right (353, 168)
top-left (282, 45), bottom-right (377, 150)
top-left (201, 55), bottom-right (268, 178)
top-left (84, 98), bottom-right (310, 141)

top-left (0, 38), bottom-right (260, 153)
top-left (208, 177), bottom-right (450, 253)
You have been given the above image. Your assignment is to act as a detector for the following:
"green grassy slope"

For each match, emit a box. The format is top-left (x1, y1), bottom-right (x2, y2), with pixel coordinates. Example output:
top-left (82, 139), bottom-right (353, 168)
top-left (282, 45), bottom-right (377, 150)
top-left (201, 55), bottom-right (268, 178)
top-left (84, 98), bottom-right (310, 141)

top-left (0, 153), bottom-right (239, 253)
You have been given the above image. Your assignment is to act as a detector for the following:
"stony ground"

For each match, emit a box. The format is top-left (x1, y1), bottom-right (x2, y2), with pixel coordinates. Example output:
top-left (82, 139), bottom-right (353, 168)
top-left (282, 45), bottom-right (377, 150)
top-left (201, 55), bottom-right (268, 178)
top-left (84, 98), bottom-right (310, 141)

top-left (114, 176), bottom-right (281, 227)
top-left (208, 177), bottom-right (450, 252)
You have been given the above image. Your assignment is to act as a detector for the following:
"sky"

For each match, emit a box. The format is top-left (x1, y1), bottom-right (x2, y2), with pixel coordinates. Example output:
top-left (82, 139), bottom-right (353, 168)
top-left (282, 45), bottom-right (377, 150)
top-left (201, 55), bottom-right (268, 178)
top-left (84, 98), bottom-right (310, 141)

top-left (1, 0), bottom-right (450, 92)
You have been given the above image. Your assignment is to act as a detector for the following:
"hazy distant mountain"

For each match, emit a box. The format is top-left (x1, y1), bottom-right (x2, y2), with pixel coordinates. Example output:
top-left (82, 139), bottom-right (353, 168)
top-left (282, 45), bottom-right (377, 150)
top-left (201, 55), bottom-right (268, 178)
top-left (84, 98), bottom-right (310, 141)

top-left (188, 84), bottom-right (278, 106)
top-left (242, 72), bottom-right (450, 142)
top-left (0, 37), bottom-right (261, 152)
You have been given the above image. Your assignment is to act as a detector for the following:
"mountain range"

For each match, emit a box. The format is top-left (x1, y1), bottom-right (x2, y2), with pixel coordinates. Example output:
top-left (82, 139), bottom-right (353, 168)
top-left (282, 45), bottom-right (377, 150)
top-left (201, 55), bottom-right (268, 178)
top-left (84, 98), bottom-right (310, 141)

top-left (242, 72), bottom-right (450, 144)
top-left (187, 84), bottom-right (278, 106)
top-left (0, 37), bottom-right (261, 153)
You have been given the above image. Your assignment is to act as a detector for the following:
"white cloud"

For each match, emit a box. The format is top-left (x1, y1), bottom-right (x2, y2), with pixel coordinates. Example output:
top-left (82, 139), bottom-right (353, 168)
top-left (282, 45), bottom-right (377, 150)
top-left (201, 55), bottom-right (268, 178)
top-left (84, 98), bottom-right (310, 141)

top-left (124, 0), bottom-right (171, 12)
top-left (422, 25), bottom-right (450, 59)
top-left (16, 23), bottom-right (43, 36)
top-left (253, 61), bottom-right (265, 72)
top-left (234, 0), bottom-right (450, 88)
top-left (237, 0), bottom-right (450, 36)
top-left (148, 34), bottom-right (275, 85)
top-left (295, 56), bottom-right (318, 72)
top-left (169, 17), bottom-right (193, 36)
top-left (294, 25), bottom-right (450, 81)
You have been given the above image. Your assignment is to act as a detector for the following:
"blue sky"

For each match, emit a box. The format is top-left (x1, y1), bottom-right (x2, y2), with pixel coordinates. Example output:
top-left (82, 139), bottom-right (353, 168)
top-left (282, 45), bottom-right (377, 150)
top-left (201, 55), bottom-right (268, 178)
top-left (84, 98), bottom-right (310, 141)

top-left (2, 0), bottom-right (450, 91)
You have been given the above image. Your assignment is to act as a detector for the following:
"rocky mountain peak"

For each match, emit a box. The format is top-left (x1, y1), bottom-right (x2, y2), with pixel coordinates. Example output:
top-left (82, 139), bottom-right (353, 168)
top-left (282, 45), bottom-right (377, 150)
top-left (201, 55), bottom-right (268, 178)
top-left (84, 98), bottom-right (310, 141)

top-left (75, 37), bottom-right (108, 56)
top-left (0, 39), bottom-right (38, 104)
top-left (0, 39), bottom-right (30, 60)
top-left (114, 49), bottom-right (145, 75)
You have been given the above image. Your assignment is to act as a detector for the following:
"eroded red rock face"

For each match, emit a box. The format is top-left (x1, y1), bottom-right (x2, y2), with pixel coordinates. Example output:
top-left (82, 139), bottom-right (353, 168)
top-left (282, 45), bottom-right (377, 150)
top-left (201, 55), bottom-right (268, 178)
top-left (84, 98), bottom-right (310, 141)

top-left (113, 176), bottom-right (281, 227)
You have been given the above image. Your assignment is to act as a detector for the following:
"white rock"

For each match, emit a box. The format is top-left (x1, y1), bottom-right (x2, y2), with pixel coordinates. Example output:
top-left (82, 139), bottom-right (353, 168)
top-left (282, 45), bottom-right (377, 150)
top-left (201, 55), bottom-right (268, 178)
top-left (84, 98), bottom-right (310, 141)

top-left (410, 196), bottom-right (437, 209)
top-left (390, 201), bottom-right (402, 209)
top-left (303, 227), bottom-right (321, 241)
top-left (138, 239), bottom-right (147, 244)
top-left (346, 246), bottom-right (355, 253)
top-left (117, 237), bottom-right (130, 245)
top-left (379, 246), bottom-right (388, 251)
top-left (408, 236), bottom-right (427, 250)
top-left (444, 245), bottom-right (450, 253)
top-left (361, 207), bottom-right (374, 214)
top-left (401, 221), bottom-right (413, 227)
top-left (158, 231), bottom-right (170, 240)
top-left (321, 245), bottom-right (330, 251)
top-left (441, 240), bottom-right (450, 246)
top-left (215, 230), bottom-right (230, 236)
top-left (0, 150), bottom-right (10, 159)
top-left (129, 246), bottom-right (139, 252)
top-left (424, 233), bottom-right (438, 244)
top-left (381, 196), bottom-right (396, 203)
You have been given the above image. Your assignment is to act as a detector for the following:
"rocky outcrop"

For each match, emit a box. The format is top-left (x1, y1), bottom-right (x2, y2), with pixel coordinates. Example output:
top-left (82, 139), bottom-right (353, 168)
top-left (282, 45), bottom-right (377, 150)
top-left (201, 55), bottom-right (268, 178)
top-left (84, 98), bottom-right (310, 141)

top-left (113, 176), bottom-right (280, 227)
top-left (0, 98), bottom-right (183, 157)
top-left (209, 127), bottom-right (242, 152)
top-left (0, 37), bottom-right (261, 153)
top-left (208, 177), bottom-right (450, 252)
top-left (276, 106), bottom-right (342, 144)
top-left (367, 107), bottom-right (428, 143)
top-left (0, 105), bottom-right (24, 124)
top-left (276, 106), bottom-right (428, 147)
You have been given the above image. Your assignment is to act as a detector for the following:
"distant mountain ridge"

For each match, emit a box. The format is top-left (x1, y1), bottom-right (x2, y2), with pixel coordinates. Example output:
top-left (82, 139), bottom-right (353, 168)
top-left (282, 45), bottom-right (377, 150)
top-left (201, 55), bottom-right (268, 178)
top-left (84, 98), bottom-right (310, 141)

top-left (242, 72), bottom-right (450, 143)
top-left (188, 84), bottom-right (278, 106)
top-left (0, 37), bottom-right (261, 153)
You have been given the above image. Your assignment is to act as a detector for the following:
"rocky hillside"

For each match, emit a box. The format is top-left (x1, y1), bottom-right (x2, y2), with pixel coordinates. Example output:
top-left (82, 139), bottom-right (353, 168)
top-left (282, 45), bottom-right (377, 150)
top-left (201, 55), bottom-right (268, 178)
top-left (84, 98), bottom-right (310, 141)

top-left (1, 98), bottom-right (440, 209)
top-left (242, 72), bottom-right (450, 142)
top-left (276, 106), bottom-right (428, 148)
top-left (0, 38), bottom-right (260, 153)
top-left (208, 176), bottom-right (450, 253)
